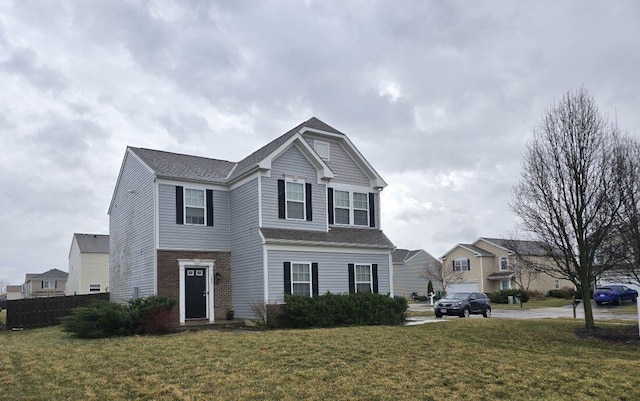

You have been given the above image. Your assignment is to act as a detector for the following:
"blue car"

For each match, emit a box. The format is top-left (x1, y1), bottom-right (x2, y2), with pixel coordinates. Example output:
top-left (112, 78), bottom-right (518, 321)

top-left (593, 285), bottom-right (638, 306)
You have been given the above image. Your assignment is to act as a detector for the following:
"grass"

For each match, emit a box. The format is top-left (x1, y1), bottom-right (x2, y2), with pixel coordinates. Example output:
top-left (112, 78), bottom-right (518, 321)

top-left (492, 297), bottom-right (573, 309)
top-left (1, 320), bottom-right (639, 400)
top-left (0, 309), bottom-right (5, 324)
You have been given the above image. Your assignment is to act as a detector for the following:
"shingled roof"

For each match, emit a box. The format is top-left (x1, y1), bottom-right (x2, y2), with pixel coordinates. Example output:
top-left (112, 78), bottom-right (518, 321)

top-left (129, 117), bottom-right (342, 184)
top-left (260, 226), bottom-right (394, 249)
top-left (392, 249), bottom-right (422, 263)
top-left (129, 147), bottom-right (236, 184)
top-left (74, 233), bottom-right (109, 253)
top-left (480, 238), bottom-right (550, 256)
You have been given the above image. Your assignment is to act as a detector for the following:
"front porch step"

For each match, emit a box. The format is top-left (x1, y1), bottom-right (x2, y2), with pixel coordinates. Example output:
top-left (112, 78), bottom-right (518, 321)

top-left (173, 319), bottom-right (257, 332)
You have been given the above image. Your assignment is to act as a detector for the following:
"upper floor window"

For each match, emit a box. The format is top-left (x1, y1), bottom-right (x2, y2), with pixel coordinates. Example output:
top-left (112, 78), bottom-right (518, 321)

top-left (500, 256), bottom-right (509, 271)
top-left (314, 140), bottom-right (330, 160)
top-left (333, 190), bottom-right (369, 226)
top-left (185, 188), bottom-right (205, 225)
top-left (176, 186), bottom-right (214, 226)
top-left (42, 280), bottom-right (56, 289)
top-left (89, 284), bottom-right (101, 292)
top-left (453, 258), bottom-right (470, 272)
top-left (286, 181), bottom-right (305, 220)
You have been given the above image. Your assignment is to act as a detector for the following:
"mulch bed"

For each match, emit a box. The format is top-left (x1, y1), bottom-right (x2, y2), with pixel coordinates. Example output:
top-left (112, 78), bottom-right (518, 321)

top-left (575, 325), bottom-right (640, 346)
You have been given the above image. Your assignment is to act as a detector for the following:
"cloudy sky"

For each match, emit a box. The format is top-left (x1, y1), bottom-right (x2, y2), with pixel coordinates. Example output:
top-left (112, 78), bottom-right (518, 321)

top-left (1, 1), bottom-right (640, 286)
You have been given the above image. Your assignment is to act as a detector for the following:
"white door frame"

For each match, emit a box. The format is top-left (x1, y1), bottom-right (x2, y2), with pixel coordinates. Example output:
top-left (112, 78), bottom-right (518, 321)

top-left (178, 259), bottom-right (215, 324)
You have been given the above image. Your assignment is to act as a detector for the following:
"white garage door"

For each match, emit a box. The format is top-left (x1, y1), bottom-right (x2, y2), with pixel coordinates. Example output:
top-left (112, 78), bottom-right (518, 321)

top-left (447, 283), bottom-right (479, 293)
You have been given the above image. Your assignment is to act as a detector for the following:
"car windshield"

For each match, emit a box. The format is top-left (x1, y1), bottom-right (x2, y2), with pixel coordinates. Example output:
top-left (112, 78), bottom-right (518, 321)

top-left (446, 292), bottom-right (470, 300)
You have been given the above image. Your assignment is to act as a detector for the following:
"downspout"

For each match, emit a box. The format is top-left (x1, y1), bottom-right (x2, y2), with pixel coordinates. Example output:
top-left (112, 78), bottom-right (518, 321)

top-left (479, 256), bottom-right (484, 292)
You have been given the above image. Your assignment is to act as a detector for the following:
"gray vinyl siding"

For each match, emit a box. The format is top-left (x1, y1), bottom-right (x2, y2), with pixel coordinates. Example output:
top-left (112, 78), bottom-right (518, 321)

top-left (158, 183), bottom-right (230, 251)
top-left (230, 177), bottom-right (264, 319)
top-left (266, 249), bottom-right (391, 303)
top-left (393, 252), bottom-right (443, 298)
top-left (303, 135), bottom-right (370, 187)
top-left (109, 152), bottom-right (156, 304)
top-left (262, 145), bottom-right (327, 231)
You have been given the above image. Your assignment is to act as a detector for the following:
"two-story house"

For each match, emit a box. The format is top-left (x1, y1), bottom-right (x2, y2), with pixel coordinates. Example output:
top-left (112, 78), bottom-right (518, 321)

top-left (109, 117), bottom-right (395, 324)
top-left (67, 233), bottom-right (110, 295)
top-left (441, 238), bottom-right (573, 294)
top-left (23, 268), bottom-right (68, 298)
top-left (392, 249), bottom-right (443, 298)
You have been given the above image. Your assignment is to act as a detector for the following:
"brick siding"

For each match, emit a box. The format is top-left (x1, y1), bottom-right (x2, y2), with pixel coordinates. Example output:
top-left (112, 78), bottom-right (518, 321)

top-left (157, 250), bottom-right (232, 321)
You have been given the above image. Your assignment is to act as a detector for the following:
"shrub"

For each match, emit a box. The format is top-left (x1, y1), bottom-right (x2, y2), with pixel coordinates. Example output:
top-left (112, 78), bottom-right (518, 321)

top-left (489, 289), bottom-right (530, 304)
top-left (548, 287), bottom-right (575, 299)
top-left (281, 292), bottom-right (407, 328)
top-left (128, 295), bottom-right (177, 335)
top-left (62, 300), bottom-right (132, 339)
top-left (63, 296), bottom-right (177, 338)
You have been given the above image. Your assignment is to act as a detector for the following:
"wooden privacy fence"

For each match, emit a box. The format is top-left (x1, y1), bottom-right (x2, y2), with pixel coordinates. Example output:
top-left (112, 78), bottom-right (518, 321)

top-left (6, 293), bottom-right (110, 329)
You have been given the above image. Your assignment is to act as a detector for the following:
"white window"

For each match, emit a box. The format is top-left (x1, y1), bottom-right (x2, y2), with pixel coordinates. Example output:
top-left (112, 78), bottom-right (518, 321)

top-left (42, 280), bottom-right (56, 289)
top-left (89, 284), bottom-right (101, 292)
top-left (500, 256), bottom-right (509, 271)
top-left (355, 264), bottom-right (372, 293)
top-left (333, 190), bottom-right (369, 226)
top-left (500, 280), bottom-right (510, 290)
top-left (314, 140), bottom-right (330, 160)
top-left (453, 259), bottom-right (470, 272)
top-left (334, 190), bottom-right (350, 224)
top-left (286, 181), bottom-right (305, 220)
top-left (291, 263), bottom-right (311, 297)
top-left (185, 188), bottom-right (205, 225)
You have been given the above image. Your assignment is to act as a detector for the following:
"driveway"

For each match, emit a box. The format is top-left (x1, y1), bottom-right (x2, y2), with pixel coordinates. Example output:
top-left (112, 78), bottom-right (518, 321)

top-left (406, 301), bottom-right (638, 325)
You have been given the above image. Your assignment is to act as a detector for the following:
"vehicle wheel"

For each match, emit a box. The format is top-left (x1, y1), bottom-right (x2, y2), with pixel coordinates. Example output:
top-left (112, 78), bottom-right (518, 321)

top-left (460, 308), bottom-right (470, 318)
top-left (435, 312), bottom-right (443, 318)
top-left (616, 296), bottom-right (623, 306)
top-left (633, 296), bottom-right (637, 304)
top-left (595, 301), bottom-right (602, 306)
top-left (483, 306), bottom-right (491, 318)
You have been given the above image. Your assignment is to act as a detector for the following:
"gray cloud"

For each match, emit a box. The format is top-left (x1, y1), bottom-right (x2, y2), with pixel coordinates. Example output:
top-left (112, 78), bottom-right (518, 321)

top-left (1, 0), bottom-right (640, 284)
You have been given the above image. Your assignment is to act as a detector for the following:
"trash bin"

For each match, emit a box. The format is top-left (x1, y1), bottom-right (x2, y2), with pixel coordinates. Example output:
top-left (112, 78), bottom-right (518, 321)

top-left (508, 295), bottom-right (514, 304)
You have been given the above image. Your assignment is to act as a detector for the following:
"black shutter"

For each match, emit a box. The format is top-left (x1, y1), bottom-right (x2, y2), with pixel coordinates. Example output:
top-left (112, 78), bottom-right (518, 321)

top-left (328, 188), bottom-right (334, 224)
top-left (348, 263), bottom-right (355, 293)
top-left (206, 189), bottom-right (214, 227)
top-left (54, 280), bottom-right (57, 289)
top-left (372, 264), bottom-right (379, 294)
top-left (176, 186), bottom-right (184, 224)
top-left (312, 263), bottom-right (319, 296)
top-left (369, 193), bottom-right (376, 227)
top-left (306, 183), bottom-right (313, 221)
top-left (41, 281), bottom-right (44, 289)
top-left (467, 258), bottom-right (470, 271)
top-left (278, 179), bottom-right (286, 219)
top-left (284, 262), bottom-right (291, 295)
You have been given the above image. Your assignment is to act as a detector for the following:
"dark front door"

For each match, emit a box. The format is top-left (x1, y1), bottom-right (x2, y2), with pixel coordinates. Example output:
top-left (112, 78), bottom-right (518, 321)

top-left (185, 268), bottom-right (207, 319)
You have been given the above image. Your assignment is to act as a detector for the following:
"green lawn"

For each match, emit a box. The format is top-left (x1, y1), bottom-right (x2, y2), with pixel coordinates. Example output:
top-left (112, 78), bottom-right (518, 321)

top-left (0, 309), bottom-right (5, 324)
top-left (1, 319), bottom-right (638, 400)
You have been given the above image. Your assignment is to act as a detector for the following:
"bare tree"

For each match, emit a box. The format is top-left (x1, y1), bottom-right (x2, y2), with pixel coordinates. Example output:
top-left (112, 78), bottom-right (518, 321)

top-left (612, 137), bottom-right (640, 285)
top-left (511, 87), bottom-right (625, 329)
top-left (421, 259), bottom-right (464, 294)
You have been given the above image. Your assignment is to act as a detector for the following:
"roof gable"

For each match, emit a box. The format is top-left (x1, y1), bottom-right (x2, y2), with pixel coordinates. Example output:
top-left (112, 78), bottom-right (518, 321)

top-left (476, 237), bottom-right (550, 256)
top-left (441, 243), bottom-right (495, 259)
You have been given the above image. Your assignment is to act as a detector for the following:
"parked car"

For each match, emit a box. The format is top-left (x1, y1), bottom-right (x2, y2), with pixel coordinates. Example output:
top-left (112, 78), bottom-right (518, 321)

top-left (593, 285), bottom-right (638, 306)
top-left (434, 292), bottom-right (491, 318)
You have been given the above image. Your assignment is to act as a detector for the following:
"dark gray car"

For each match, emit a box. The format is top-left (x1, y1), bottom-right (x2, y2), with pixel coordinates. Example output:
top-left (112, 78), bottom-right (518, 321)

top-left (434, 292), bottom-right (491, 318)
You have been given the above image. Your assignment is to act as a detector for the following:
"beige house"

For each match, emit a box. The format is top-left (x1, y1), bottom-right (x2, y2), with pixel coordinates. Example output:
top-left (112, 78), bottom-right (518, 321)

top-left (67, 233), bottom-right (110, 295)
top-left (6, 285), bottom-right (23, 300)
top-left (441, 238), bottom-right (573, 294)
top-left (23, 268), bottom-right (68, 298)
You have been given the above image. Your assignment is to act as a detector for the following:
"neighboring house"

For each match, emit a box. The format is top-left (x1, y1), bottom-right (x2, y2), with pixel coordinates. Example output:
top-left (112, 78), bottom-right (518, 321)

top-left (23, 268), bottom-right (68, 298)
top-left (67, 233), bottom-right (110, 295)
top-left (6, 285), bottom-right (23, 300)
top-left (392, 249), bottom-right (442, 298)
top-left (108, 117), bottom-right (395, 324)
top-left (441, 238), bottom-right (573, 294)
